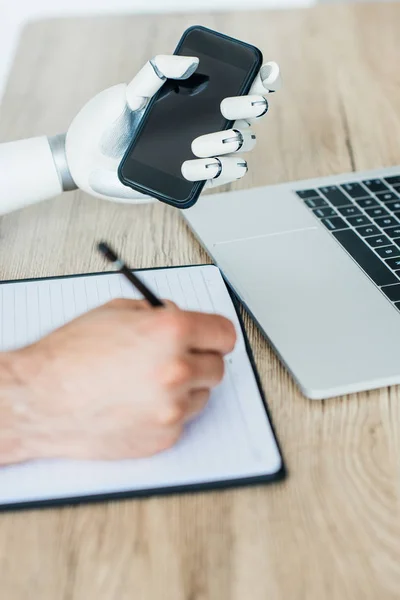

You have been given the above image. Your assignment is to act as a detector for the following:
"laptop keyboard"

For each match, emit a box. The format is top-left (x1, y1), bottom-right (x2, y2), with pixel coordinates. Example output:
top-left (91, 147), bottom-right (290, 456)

top-left (296, 175), bottom-right (400, 310)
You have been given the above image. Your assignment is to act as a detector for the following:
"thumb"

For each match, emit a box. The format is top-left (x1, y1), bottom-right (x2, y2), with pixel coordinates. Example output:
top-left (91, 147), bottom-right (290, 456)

top-left (126, 55), bottom-right (199, 111)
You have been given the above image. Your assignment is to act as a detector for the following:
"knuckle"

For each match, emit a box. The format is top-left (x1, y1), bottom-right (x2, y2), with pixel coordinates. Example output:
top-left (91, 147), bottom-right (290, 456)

top-left (107, 298), bottom-right (127, 309)
top-left (106, 297), bottom-right (139, 312)
top-left (163, 300), bottom-right (178, 310)
top-left (164, 358), bottom-right (194, 388)
top-left (194, 388), bottom-right (211, 408)
top-left (158, 311), bottom-right (191, 342)
top-left (168, 427), bottom-right (183, 447)
top-left (239, 159), bottom-right (248, 174)
top-left (155, 427), bottom-right (183, 452)
top-left (157, 401), bottom-right (186, 427)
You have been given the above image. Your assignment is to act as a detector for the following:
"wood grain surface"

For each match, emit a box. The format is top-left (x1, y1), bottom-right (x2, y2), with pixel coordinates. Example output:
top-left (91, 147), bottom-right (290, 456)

top-left (1, 4), bottom-right (400, 599)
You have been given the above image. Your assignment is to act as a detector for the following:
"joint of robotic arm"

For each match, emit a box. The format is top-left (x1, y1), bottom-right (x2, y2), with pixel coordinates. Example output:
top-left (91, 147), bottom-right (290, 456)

top-left (48, 133), bottom-right (77, 192)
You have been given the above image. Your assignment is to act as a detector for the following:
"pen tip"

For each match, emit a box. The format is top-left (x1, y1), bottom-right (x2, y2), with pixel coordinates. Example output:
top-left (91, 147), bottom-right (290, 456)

top-left (97, 241), bottom-right (118, 263)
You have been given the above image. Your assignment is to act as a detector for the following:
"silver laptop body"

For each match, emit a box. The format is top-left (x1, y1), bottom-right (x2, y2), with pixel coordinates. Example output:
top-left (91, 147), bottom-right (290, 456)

top-left (184, 166), bottom-right (400, 399)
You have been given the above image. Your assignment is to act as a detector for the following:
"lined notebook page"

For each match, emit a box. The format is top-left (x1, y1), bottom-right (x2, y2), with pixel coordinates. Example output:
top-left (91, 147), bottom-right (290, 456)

top-left (0, 265), bottom-right (282, 506)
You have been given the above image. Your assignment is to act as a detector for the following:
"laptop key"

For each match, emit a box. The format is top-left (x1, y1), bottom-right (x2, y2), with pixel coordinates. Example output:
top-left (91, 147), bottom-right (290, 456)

top-left (333, 229), bottom-right (398, 286)
top-left (377, 192), bottom-right (399, 203)
top-left (356, 225), bottom-right (380, 237)
top-left (296, 189), bottom-right (320, 199)
top-left (376, 246), bottom-right (400, 259)
top-left (381, 284), bottom-right (400, 302)
top-left (385, 176), bottom-right (400, 187)
top-left (365, 207), bottom-right (390, 219)
top-left (384, 201), bottom-right (400, 212)
top-left (304, 197), bottom-right (328, 209)
top-left (366, 235), bottom-right (392, 248)
top-left (320, 217), bottom-right (349, 231)
top-left (356, 197), bottom-right (379, 209)
top-left (386, 257), bottom-right (400, 270)
top-left (362, 179), bottom-right (390, 194)
top-left (338, 206), bottom-right (362, 217)
top-left (347, 215), bottom-right (372, 227)
top-left (318, 186), bottom-right (353, 207)
top-left (313, 207), bottom-right (337, 218)
top-left (374, 216), bottom-right (399, 229)
top-left (341, 183), bottom-right (369, 198)
top-left (384, 225), bottom-right (400, 239)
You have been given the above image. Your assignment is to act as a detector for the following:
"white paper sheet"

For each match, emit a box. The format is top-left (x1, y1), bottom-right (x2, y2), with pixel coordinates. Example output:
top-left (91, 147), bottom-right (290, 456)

top-left (0, 265), bottom-right (282, 507)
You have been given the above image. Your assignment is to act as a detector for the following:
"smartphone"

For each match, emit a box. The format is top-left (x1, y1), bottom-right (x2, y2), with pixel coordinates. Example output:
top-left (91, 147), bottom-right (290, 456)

top-left (118, 26), bottom-right (263, 209)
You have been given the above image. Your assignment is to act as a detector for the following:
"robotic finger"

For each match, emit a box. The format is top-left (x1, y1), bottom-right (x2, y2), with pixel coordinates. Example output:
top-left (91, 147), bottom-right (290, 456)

top-left (218, 61), bottom-right (280, 127)
top-left (192, 128), bottom-right (256, 158)
top-left (221, 95), bottom-right (269, 121)
top-left (250, 61), bottom-right (282, 95)
top-left (126, 55), bottom-right (199, 111)
top-left (181, 156), bottom-right (247, 183)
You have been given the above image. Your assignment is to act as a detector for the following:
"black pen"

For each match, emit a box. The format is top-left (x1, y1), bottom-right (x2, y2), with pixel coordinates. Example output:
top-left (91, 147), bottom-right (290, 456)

top-left (97, 242), bottom-right (164, 308)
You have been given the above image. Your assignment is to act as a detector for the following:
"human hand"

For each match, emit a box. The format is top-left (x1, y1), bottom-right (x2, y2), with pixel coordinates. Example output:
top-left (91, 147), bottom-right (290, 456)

top-left (6, 299), bottom-right (236, 463)
top-left (65, 55), bottom-right (281, 203)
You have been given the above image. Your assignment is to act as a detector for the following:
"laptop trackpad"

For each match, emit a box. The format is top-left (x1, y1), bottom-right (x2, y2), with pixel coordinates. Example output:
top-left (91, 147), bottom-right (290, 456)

top-left (213, 227), bottom-right (400, 397)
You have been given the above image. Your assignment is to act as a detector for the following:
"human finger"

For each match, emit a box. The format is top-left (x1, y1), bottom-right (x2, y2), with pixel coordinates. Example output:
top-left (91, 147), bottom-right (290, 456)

top-left (184, 388), bottom-right (211, 421)
top-left (163, 311), bottom-right (237, 354)
top-left (186, 352), bottom-right (225, 388)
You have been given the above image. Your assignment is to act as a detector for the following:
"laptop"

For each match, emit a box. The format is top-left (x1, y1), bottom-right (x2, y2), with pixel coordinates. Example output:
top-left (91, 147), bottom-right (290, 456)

top-left (184, 166), bottom-right (400, 399)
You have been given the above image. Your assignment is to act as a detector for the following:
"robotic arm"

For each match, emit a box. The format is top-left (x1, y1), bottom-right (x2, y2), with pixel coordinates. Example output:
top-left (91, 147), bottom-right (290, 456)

top-left (0, 55), bottom-right (281, 216)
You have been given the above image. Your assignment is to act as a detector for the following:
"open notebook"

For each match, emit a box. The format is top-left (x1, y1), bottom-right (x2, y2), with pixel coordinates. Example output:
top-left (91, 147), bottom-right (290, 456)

top-left (0, 265), bottom-right (284, 509)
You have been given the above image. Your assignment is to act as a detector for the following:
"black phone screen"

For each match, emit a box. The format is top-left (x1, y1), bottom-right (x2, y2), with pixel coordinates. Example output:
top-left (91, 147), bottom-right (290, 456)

top-left (119, 27), bottom-right (262, 207)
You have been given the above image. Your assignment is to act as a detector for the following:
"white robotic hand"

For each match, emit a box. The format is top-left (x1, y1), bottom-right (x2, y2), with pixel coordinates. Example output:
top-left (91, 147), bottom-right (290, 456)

top-left (65, 55), bottom-right (281, 203)
top-left (0, 55), bottom-right (281, 215)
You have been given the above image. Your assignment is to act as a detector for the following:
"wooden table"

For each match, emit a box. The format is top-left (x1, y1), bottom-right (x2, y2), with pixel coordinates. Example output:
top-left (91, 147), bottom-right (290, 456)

top-left (1, 3), bottom-right (400, 599)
